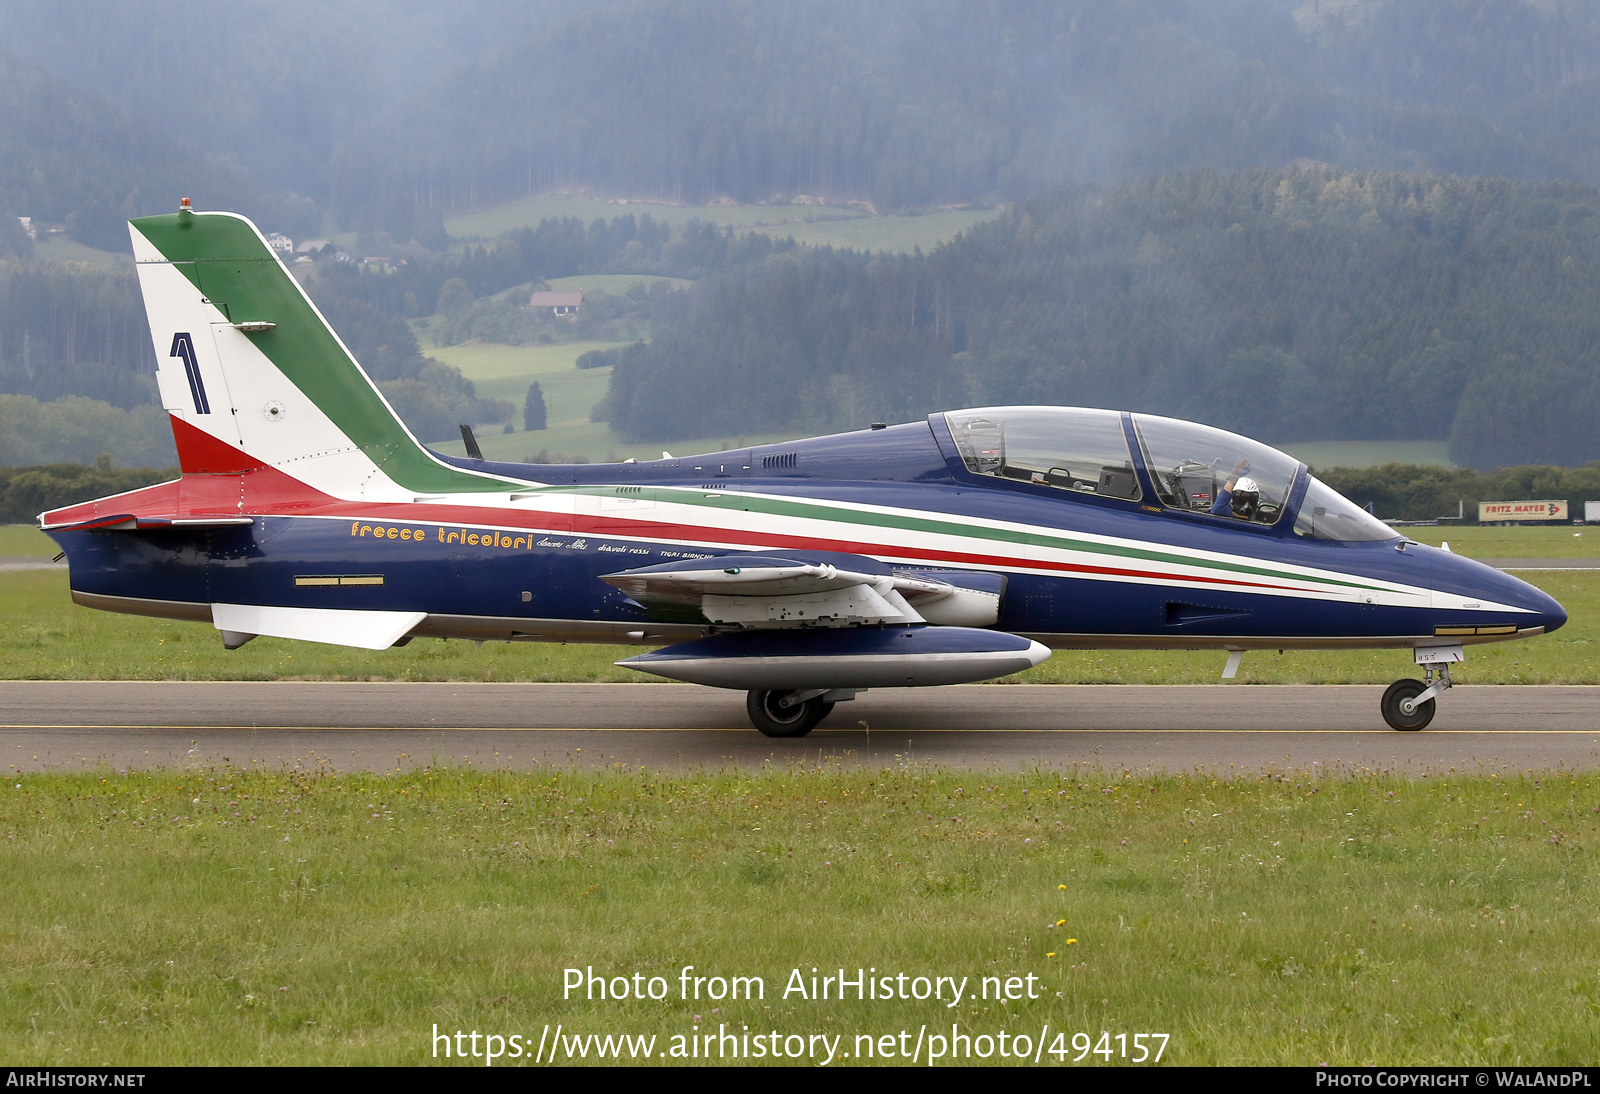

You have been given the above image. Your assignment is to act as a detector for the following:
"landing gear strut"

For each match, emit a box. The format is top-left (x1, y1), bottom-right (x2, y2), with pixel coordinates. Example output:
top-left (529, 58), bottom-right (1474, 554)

top-left (1381, 651), bottom-right (1458, 731)
top-left (746, 689), bottom-right (836, 738)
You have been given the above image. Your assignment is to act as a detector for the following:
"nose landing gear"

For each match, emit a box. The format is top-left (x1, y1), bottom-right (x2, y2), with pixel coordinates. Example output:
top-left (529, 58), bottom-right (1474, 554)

top-left (1381, 646), bottom-right (1461, 731)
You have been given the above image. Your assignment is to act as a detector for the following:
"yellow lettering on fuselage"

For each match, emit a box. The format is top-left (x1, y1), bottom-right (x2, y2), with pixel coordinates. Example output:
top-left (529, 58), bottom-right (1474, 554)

top-left (349, 523), bottom-right (546, 551)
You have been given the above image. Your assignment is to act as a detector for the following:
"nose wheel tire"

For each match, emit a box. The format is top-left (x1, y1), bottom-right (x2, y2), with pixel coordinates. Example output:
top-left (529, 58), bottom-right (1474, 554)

top-left (747, 690), bottom-right (834, 738)
top-left (1381, 678), bottom-right (1435, 732)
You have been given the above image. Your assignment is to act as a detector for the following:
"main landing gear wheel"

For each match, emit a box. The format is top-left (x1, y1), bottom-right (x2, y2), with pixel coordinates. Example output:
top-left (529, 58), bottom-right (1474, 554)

top-left (1381, 678), bottom-right (1435, 732)
top-left (747, 690), bottom-right (835, 738)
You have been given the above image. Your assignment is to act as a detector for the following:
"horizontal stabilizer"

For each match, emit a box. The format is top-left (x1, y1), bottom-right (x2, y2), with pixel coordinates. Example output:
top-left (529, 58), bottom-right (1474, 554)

top-left (211, 603), bottom-right (425, 651)
top-left (41, 513), bottom-right (256, 532)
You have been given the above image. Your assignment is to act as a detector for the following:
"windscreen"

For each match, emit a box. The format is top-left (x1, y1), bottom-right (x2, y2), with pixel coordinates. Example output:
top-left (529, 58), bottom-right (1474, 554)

top-left (1293, 476), bottom-right (1401, 541)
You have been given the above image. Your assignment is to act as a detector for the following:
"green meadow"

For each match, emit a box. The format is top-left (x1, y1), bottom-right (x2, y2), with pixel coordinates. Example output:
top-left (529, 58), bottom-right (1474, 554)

top-left (426, 340), bottom-right (624, 418)
top-left (27, 235), bottom-right (132, 272)
top-left (0, 564), bottom-right (1591, 686)
top-left (1401, 526), bottom-right (1599, 559)
top-left (542, 274), bottom-right (695, 294)
top-left (0, 765), bottom-right (1595, 1065)
top-left (0, 525), bottom-right (55, 556)
top-left (417, 339), bottom-right (810, 463)
top-left (443, 194), bottom-right (1000, 255)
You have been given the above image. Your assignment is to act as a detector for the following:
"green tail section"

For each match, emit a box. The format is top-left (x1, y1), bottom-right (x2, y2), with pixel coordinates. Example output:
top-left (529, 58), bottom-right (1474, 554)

top-left (130, 209), bottom-right (514, 495)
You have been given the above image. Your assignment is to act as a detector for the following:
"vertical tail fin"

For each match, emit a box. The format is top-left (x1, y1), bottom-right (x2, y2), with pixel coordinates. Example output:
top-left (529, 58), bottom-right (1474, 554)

top-left (129, 207), bottom-right (511, 497)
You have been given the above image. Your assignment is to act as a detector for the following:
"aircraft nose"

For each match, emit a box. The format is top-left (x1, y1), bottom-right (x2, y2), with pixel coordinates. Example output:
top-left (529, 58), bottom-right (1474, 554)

top-left (1529, 582), bottom-right (1568, 634)
top-left (1432, 550), bottom-right (1566, 635)
top-left (1496, 567), bottom-right (1566, 635)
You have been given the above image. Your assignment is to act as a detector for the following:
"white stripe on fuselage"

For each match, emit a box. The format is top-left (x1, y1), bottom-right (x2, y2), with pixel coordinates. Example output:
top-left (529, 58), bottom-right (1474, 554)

top-left (278, 481), bottom-right (1532, 615)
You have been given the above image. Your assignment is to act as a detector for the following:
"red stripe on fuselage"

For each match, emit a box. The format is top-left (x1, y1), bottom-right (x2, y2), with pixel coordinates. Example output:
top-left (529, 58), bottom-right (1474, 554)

top-left (42, 441), bottom-right (1311, 596)
top-left (313, 502), bottom-right (1310, 595)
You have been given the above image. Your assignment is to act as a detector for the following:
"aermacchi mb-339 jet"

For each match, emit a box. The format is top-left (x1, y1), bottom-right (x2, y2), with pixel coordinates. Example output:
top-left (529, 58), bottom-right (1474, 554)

top-left (40, 205), bottom-right (1566, 736)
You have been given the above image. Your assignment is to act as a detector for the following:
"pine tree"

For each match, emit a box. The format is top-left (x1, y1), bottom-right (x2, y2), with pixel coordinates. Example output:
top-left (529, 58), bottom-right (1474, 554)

top-left (523, 380), bottom-right (547, 431)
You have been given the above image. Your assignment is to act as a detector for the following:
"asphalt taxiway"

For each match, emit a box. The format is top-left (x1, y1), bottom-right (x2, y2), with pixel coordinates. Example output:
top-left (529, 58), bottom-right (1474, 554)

top-left (1, 681), bottom-right (1595, 775)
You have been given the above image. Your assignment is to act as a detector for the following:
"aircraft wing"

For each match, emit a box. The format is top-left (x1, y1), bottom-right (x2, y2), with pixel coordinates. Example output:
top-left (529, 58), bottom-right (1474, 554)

top-left (601, 552), bottom-right (1003, 628)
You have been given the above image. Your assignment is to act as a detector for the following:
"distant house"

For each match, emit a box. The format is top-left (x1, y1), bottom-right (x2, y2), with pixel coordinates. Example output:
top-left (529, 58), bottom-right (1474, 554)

top-left (17, 216), bottom-right (35, 240)
top-left (292, 239), bottom-right (350, 263)
top-left (266, 233), bottom-right (294, 257)
top-left (530, 290), bottom-right (583, 316)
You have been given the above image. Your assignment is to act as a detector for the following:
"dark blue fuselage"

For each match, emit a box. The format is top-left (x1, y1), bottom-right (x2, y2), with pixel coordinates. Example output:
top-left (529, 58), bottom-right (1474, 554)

top-left (49, 418), bottom-right (1567, 653)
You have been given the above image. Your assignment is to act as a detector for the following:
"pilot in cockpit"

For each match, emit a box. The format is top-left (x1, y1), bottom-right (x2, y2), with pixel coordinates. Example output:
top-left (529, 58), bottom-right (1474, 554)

top-left (1210, 458), bottom-right (1260, 520)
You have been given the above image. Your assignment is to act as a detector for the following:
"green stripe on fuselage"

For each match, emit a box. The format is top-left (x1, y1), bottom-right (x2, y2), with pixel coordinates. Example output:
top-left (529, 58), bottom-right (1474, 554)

top-left (552, 483), bottom-right (1391, 593)
top-left (131, 212), bottom-right (515, 495)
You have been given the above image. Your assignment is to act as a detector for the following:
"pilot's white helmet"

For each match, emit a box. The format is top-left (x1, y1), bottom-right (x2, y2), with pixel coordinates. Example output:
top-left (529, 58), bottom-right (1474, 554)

top-left (1230, 475), bottom-right (1263, 519)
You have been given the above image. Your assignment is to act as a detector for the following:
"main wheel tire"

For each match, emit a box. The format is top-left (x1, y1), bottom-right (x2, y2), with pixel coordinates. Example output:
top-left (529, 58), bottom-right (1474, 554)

top-left (1381, 678), bottom-right (1435, 731)
top-left (747, 690), bottom-right (830, 738)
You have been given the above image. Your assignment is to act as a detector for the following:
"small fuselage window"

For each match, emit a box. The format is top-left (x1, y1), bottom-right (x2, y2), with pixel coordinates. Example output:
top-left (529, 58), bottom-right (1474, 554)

top-left (1132, 413), bottom-right (1299, 527)
top-left (945, 407), bottom-right (1142, 501)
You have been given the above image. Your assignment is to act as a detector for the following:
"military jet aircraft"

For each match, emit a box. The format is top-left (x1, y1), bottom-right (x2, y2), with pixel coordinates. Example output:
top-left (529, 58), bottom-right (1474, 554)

top-left (40, 206), bottom-right (1567, 736)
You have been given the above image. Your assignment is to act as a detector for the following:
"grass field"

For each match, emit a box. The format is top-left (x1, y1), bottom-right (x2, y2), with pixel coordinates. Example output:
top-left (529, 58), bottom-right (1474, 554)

top-left (443, 194), bottom-right (999, 254)
top-left (772, 209), bottom-right (1000, 253)
top-left (27, 235), bottom-right (132, 272)
top-left (0, 525), bottom-right (55, 557)
top-left (426, 340), bottom-right (628, 419)
top-left (445, 194), bottom-right (871, 237)
top-left (1400, 526), bottom-right (1598, 559)
top-left (1, 567), bottom-right (1592, 685)
top-left (1, 766), bottom-right (1595, 1065)
top-left (1281, 440), bottom-right (1455, 470)
top-left (418, 338), bottom-right (812, 462)
top-left (542, 274), bottom-right (695, 294)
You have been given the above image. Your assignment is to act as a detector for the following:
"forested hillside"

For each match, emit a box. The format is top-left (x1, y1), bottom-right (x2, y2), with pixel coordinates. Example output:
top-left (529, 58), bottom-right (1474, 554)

top-left (0, 47), bottom-right (261, 251)
top-left (0, 259), bottom-right (514, 452)
top-left (0, 209), bottom-right (781, 459)
top-left (0, 262), bottom-right (156, 408)
top-left (316, 213), bottom-right (776, 318)
top-left (6, 0), bottom-right (1600, 240)
top-left (595, 169), bottom-right (1600, 470)
top-left (5, 0), bottom-right (1600, 468)
top-left (331, 0), bottom-right (1600, 237)
top-left (0, 0), bottom-right (584, 222)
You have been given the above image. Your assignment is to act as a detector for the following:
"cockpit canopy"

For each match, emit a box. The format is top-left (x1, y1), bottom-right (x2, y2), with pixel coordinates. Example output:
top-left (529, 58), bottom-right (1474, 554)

top-left (945, 407), bottom-right (1142, 500)
top-left (941, 406), bottom-right (1398, 542)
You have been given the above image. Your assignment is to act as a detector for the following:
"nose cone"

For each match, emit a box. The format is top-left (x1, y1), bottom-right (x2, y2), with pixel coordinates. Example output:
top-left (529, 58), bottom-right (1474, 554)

top-left (1430, 550), bottom-right (1567, 635)
top-left (1533, 583), bottom-right (1569, 635)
